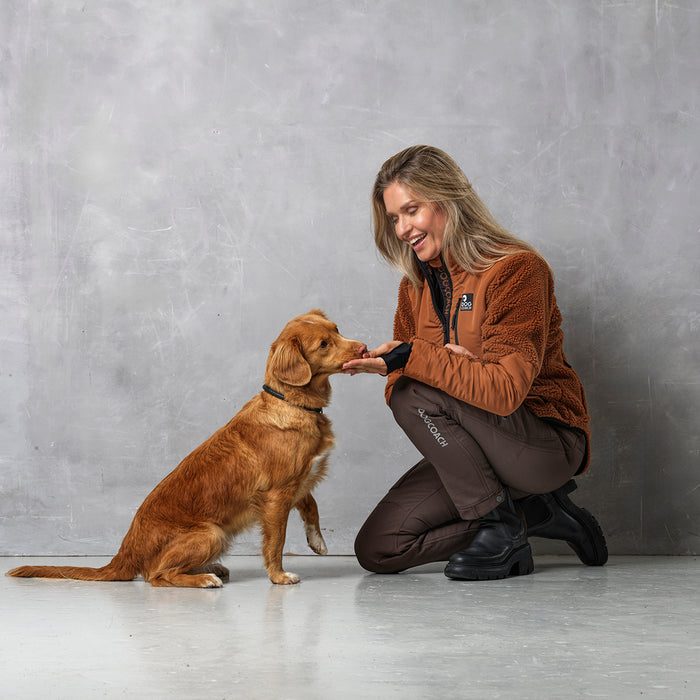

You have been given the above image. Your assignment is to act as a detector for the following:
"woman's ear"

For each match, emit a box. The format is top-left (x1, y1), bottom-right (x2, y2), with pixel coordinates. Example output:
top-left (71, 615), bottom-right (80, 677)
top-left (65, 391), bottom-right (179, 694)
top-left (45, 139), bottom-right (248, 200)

top-left (269, 337), bottom-right (312, 386)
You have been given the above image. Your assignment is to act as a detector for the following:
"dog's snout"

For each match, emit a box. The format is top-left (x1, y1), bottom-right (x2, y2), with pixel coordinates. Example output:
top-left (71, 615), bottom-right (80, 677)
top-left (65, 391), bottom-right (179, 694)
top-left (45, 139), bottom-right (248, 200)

top-left (356, 343), bottom-right (368, 357)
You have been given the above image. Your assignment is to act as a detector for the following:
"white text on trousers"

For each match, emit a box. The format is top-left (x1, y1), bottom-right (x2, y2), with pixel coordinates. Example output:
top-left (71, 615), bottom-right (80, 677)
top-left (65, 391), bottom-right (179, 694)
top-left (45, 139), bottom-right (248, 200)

top-left (417, 408), bottom-right (449, 447)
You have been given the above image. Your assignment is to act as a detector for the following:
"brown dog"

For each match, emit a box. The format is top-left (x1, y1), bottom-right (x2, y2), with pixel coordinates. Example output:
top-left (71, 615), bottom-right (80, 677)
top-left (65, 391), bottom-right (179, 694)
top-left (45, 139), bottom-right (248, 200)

top-left (7, 310), bottom-right (365, 587)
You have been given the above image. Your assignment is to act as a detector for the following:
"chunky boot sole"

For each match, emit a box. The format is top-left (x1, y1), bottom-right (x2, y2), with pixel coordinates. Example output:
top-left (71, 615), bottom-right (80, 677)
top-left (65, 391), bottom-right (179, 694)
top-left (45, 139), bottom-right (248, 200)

top-left (444, 543), bottom-right (534, 581)
top-left (525, 480), bottom-right (608, 566)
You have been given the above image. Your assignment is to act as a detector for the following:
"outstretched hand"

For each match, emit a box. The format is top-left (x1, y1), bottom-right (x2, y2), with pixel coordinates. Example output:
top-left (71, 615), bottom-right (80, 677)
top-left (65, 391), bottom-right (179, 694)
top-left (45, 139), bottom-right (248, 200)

top-left (342, 341), bottom-right (403, 376)
top-left (343, 341), bottom-right (478, 377)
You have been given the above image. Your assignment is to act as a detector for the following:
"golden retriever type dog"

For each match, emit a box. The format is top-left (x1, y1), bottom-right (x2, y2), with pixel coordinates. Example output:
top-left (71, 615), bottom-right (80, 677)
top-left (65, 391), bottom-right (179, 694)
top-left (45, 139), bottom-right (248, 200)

top-left (7, 310), bottom-right (365, 587)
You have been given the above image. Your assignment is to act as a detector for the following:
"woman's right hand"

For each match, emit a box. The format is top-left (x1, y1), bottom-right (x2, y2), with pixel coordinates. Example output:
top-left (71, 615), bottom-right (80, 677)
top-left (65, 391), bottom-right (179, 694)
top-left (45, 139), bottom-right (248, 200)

top-left (342, 340), bottom-right (403, 376)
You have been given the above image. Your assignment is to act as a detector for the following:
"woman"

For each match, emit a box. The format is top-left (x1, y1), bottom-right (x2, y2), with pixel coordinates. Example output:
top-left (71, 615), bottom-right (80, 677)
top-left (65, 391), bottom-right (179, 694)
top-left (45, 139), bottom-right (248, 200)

top-left (343, 145), bottom-right (607, 580)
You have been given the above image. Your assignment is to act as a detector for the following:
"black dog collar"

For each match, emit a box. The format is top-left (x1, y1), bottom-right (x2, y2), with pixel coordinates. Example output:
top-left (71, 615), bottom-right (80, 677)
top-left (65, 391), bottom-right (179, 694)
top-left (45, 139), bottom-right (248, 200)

top-left (262, 384), bottom-right (323, 414)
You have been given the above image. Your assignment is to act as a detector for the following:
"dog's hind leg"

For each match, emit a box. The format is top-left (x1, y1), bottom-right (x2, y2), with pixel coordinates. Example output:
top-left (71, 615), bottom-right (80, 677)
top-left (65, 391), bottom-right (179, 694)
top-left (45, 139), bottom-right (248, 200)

top-left (188, 561), bottom-right (230, 581)
top-left (295, 493), bottom-right (327, 555)
top-left (146, 526), bottom-right (227, 588)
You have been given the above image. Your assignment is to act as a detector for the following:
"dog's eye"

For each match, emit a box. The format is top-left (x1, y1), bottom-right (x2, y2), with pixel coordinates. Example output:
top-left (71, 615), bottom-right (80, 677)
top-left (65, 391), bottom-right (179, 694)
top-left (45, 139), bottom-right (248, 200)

top-left (319, 340), bottom-right (328, 349)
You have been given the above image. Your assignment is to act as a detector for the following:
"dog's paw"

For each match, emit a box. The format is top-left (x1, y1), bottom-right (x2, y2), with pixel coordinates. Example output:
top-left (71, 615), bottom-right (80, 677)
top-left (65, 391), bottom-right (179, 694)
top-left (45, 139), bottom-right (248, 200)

top-left (270, 571), bottom-right (300, 585)
top-left (307, 533), bottom-right (328, 556)
top-left (312, 541), bottom-right (328, 556)
top-left (200, 574), bottom-right (224, 588)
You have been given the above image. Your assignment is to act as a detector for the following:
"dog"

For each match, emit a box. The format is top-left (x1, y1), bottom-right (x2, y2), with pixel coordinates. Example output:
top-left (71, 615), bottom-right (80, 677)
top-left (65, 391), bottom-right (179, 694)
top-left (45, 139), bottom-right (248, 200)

top-left (7, 310), bottom-right (365, 587)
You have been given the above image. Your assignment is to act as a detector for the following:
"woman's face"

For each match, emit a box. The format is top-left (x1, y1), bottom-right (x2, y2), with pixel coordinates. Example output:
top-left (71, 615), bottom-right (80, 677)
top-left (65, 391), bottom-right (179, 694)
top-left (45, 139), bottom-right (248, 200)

top-left (383, 181), bottom-right (446, 263)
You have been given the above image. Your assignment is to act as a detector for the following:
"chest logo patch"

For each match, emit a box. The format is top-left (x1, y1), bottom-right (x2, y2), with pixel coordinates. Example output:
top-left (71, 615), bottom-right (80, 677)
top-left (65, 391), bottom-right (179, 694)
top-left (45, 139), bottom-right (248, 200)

top-left (460, 293), bottom-right (474, 311)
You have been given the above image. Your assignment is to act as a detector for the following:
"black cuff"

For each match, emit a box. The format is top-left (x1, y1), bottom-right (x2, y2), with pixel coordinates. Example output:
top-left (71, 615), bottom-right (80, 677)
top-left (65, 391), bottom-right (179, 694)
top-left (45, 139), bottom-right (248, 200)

top-left (381, 342), bottom-right (413, 373)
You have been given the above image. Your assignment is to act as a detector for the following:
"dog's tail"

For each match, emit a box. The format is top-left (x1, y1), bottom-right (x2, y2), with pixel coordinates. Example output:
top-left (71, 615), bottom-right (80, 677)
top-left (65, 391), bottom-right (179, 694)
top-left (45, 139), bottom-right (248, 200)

top-left (6, 552), bottom-right (138, 582)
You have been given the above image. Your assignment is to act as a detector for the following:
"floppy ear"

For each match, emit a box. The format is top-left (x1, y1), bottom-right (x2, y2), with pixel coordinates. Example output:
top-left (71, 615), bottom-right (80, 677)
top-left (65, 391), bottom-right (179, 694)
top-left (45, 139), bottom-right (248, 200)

top-left (270, 337), bottom-right (312, 386)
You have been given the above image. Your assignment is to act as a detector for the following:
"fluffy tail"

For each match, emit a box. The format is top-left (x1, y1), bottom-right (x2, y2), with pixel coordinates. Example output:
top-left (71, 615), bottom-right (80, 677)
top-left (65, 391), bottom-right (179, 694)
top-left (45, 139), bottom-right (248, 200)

top-left (6, 553), bottom-right (138, 582)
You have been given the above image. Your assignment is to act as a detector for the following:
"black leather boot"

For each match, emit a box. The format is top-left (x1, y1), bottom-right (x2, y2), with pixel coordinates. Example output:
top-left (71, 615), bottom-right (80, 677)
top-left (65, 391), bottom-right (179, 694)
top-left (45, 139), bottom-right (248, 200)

top-left (444, 490), bottom-right (534, 580)
top-left (518, 479), bottom-right (608, 566)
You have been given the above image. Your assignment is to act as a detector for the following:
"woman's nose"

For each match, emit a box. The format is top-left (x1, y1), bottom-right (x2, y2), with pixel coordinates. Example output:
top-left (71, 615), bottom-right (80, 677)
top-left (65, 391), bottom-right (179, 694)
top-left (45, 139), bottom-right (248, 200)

top-left (395, 216), bottom-right (411, 238)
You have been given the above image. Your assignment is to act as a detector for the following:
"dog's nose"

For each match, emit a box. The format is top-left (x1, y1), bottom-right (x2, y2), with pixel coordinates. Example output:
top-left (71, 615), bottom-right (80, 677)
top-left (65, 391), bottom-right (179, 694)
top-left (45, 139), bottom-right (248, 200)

top-left (356, 343), bottom-right (368, 357)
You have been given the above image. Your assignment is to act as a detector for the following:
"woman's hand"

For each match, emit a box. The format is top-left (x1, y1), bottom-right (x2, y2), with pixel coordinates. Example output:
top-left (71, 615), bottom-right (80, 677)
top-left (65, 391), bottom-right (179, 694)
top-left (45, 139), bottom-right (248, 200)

top-left (342, 341), bottom-right (403, 376)
top-left (444, 343), bottom-right (479, 359)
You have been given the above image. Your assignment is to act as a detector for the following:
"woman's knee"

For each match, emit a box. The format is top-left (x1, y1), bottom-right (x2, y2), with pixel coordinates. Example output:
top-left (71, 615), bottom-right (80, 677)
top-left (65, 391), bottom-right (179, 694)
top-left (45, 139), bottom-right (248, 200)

top-left (354, 512), bottom-right (408, 574)
top-left (354, 523), bottom-right (395, 574)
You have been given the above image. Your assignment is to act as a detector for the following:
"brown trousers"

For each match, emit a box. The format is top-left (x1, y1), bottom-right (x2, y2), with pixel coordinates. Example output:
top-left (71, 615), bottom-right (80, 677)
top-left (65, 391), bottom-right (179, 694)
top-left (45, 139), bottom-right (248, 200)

top-left (354, 377), bottom-right (586, 574)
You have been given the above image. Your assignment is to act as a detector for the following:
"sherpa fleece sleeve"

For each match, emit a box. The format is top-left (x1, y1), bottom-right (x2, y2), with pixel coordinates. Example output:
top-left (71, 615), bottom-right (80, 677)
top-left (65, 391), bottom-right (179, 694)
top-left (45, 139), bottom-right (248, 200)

top-left (384, 277), bottom-right (415, 404)
top-left (400, 253), bottom-right (551, 416)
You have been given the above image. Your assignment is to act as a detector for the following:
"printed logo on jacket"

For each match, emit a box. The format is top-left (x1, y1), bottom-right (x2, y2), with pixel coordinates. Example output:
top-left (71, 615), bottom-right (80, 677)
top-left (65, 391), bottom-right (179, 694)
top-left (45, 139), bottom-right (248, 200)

top-left (460, 293), bottom-right (473, 311)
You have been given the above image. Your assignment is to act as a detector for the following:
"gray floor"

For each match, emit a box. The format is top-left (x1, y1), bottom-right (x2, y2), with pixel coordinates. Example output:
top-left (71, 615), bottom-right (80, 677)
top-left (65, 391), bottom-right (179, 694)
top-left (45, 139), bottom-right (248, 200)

top-left (1, 555), bottom-right (698, 699)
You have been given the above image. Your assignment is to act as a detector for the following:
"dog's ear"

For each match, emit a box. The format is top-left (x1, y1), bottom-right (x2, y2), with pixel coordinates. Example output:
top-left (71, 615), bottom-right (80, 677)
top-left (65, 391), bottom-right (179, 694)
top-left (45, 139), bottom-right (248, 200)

top-left (270, 337), bottom-right (313, 386)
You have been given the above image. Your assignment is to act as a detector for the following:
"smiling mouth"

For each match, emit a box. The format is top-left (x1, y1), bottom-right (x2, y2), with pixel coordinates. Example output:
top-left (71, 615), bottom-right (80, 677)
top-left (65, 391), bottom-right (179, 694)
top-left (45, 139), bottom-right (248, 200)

top-left (408, 233), bottom-right (427, 248)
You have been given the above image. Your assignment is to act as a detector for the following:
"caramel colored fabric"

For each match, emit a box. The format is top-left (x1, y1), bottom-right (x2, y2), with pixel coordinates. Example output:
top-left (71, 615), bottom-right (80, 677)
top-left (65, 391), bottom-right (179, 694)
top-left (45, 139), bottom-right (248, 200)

top-left (384, 251), bottom-right (590, 471)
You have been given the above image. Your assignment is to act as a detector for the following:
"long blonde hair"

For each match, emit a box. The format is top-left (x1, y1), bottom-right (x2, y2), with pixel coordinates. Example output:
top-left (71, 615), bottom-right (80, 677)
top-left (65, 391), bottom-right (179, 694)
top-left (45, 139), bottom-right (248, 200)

top-left (372, 145), bottom-right (542, 287)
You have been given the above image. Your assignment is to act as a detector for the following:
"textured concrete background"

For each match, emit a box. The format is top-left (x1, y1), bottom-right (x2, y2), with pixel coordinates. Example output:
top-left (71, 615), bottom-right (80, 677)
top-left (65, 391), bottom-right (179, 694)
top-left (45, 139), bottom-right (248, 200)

top-left (1, 0), bottom-right (698, 557)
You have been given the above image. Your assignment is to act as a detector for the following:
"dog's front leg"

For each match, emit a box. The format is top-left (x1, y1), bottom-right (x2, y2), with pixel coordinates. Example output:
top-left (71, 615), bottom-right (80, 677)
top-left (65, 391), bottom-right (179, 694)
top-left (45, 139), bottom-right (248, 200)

top-left (261, 493), bottom-right (299, 584)
top-left (295, 493), bottom-right (327, 556)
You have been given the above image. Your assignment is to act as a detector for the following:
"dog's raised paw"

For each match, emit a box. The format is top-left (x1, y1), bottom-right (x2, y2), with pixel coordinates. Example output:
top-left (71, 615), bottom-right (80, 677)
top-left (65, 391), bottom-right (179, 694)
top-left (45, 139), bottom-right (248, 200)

top-left (307, 531), bottom-right (328, 556)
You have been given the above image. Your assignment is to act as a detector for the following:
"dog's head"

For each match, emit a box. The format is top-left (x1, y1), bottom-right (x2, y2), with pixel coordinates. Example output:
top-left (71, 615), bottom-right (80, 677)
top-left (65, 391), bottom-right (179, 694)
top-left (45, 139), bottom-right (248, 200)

top-left (266, 310), bottom-right (364, 394)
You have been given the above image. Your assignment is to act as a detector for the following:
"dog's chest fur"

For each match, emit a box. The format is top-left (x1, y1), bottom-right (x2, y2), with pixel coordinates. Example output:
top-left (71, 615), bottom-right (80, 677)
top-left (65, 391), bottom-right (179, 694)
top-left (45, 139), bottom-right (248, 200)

top-left (296, 419), bottom-right (335, 494)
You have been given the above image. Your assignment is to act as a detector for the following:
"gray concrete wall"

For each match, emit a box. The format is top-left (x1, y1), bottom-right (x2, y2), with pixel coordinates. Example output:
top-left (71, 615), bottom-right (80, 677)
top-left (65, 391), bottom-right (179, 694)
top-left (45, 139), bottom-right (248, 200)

top-left (1, 0), bottom-right (698, 557)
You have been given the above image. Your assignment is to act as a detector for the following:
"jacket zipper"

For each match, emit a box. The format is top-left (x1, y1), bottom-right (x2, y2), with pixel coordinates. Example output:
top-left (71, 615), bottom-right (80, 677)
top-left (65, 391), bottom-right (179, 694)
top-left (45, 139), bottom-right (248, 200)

top-left (419, 255), bottom-right (455, 345)
top-left (451, 305), bottom-right (460, 346)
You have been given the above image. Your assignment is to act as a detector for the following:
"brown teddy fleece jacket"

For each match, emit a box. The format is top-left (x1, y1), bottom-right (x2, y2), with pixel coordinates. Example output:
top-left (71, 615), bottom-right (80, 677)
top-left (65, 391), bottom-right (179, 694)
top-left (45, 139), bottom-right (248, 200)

top-left (385, 250), bottom-right (590, 473)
